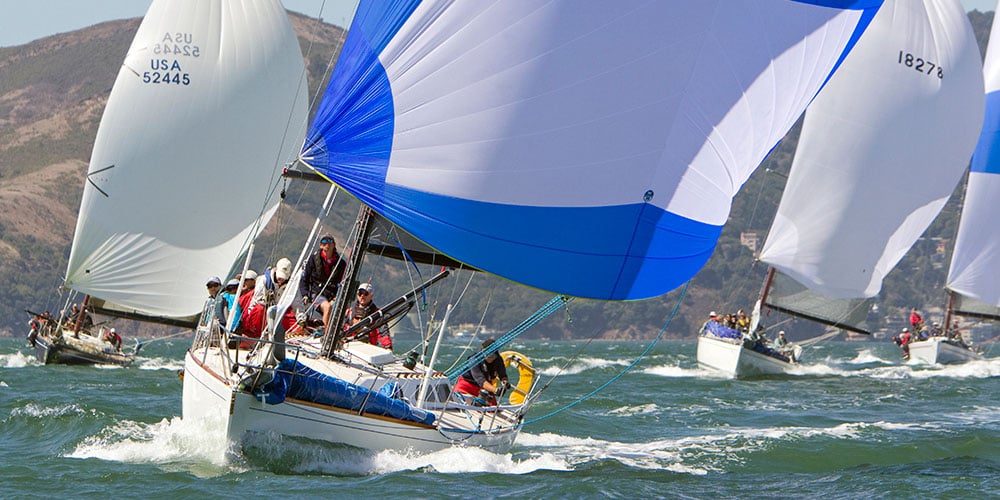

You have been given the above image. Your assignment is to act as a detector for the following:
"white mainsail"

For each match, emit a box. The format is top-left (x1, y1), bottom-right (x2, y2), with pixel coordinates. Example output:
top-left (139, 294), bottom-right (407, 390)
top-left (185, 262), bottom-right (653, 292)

top-left (757, 0), bottom-right (985, 333)
top-left (65, 0), bottom-right (308, 322)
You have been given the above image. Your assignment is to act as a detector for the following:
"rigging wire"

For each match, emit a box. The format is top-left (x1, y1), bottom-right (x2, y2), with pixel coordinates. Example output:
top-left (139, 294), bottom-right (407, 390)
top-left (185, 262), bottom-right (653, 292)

top-left (516, 282), bottom-right (689, 427)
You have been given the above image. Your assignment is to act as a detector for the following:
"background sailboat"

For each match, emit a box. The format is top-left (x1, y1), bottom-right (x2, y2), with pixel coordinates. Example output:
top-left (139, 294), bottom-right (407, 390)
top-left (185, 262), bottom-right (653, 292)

top-left (30, 0), bottom-right (308, 366)
top-left (699, 0), bottom-right (986, 377)
top-left (917, 2), bottom-right (1000, 364)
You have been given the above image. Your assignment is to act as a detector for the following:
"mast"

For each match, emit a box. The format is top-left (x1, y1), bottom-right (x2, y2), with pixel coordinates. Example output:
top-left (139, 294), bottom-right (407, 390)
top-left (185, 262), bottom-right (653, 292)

top-left (944, 289), bottom-right (956, 337)
top-left (321, 206), bottom-right (375, 358)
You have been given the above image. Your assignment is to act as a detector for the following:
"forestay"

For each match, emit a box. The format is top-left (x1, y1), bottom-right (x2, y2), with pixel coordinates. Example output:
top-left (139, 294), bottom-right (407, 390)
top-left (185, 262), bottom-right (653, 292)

top-left (758, 0), bottom-right (984, 331)
top-left (65, 0), bottom-right (308, 321)
top-left (301, 0), bottom-right (881, 300)
top-left (947, 3), bottom-right (1000, 319)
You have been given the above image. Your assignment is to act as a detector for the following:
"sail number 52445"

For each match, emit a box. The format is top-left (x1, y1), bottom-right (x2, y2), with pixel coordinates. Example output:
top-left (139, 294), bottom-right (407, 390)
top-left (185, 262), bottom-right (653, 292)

top-left (898, 51), bottom-right (944, 79)
top-left (142, 72), bottom-right (191, 85)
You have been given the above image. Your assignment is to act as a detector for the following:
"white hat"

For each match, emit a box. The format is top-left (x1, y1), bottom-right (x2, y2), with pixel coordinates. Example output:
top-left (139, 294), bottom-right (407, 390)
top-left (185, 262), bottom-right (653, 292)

top-left (275, 258), bottom-right (292, 280)
top-left (243, 269), bottom-right (258, 281)
top-left (225, 279), bottom-right (239, 288)
top-left (358, 282), bottom-right (374, 294)
top-left (778, 331), bottom-right (786, 335)
top-left (110, 328), bottom-right (116, 333)
top-left (206, 276), bottom-right (222, 286)
top-left (709, 311), bottom-right (717, 317)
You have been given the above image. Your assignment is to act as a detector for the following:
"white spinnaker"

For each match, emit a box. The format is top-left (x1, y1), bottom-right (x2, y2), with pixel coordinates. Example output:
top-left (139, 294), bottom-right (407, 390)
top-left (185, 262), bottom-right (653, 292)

top-left (65, 0), bottom-right (308, 319)
top-left (759, 0), bottom-right (984, 300)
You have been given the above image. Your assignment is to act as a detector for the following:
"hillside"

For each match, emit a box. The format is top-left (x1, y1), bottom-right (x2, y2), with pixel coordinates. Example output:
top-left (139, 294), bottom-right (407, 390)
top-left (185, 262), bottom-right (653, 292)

top-left (0, 10), bottom-right (994, 341)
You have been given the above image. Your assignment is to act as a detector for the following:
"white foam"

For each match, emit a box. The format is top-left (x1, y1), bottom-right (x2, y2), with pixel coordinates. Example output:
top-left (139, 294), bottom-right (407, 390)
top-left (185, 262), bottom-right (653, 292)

top-left (11, 402), bottom-right (95, 418)
top-left (135, 357), bottom-right (185, 371)
top-left (643, 364), bottom-right (725, 378)
top-left (67, 415), bottom-right (236, 477)
top-left (609, 403), bottom-right (659, 417)
top-left (536, 356), bottom-right (632, 376)
top-left (237, 432), bottom-right (572, 475)
top-left (0, 351), bottom-right (39, 368)
top-left (848, 349), bottom-right (894, 365)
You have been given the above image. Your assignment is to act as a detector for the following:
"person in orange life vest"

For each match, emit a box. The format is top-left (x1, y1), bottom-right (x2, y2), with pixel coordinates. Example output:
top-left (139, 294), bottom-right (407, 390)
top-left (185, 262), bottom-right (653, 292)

top-left (299, 235), bottom-right (346, 331)
top-left (103, 328), bottom-right (123, 351)
top-left (344, 282), bottom-right (392, 349)
top-left (453, 339), bottom-right (510, 406)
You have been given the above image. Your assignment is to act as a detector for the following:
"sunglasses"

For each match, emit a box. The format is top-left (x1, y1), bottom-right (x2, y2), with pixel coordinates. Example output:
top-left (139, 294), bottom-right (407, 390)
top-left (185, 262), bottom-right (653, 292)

top-left (320, 239), bottom-right (334, 244)
top-left (357, 290), bottom-right (369, 296)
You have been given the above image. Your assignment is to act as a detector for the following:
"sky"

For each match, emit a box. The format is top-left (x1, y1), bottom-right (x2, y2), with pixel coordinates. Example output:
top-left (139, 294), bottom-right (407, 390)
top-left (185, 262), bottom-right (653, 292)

top-left (0, 0), bottom-right (359, 48)
top-left (0, 0), bottom-right (996, 48)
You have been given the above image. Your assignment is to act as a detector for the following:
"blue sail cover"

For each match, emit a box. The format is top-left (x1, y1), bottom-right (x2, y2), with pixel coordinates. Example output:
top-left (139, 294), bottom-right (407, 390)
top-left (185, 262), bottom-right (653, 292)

top-left (261, 359), bottom-right (436, 426)
top-left (302, 0), bottom-right (881, 300)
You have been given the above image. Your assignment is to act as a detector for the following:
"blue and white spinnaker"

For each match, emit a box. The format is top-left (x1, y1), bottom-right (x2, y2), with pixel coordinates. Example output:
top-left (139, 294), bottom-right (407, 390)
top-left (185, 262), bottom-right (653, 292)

top-left (302, 0), bottom-right (882, 300)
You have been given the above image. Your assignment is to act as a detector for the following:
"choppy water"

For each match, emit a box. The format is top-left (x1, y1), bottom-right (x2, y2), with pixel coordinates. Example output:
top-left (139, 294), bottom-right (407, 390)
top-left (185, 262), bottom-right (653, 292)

top-left (2, 336), bottom-right (998, 498)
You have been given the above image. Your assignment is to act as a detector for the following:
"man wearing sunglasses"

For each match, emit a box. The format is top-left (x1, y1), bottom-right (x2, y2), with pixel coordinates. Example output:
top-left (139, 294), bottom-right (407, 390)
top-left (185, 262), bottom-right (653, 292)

top-left (299, 235), bottom-right (346, 331)
top-left (344, 282), bottom-right (392, 350)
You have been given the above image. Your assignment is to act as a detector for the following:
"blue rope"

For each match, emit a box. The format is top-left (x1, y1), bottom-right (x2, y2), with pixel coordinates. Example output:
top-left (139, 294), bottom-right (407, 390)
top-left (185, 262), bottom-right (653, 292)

top-left (518, 281), bottom-right (690, 427)
top-left (445, 295), bottom-right (574, 381)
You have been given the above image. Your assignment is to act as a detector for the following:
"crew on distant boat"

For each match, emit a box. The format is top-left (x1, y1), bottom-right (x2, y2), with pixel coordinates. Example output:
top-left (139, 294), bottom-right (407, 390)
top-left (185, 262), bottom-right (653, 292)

top-left (773, 331), bottom-right (796, 362)
top-left (453, 339), bottom-right (510, 406)
top-left (893, 327), bottom-right (912, 359)
top-left (736, 309), bottom-right (750, 333)
top-left (700, 311), bottom-right (720, 335)
top-left (909, 308), bottom-right (925, 334)
top-left (27, 313), bottom-right (44, 347)
top-left (344, 282), bottom-right (392, 349)
top-left (103, 328), bottom-right (123, 352)
top-left (300, 235), bottom-right (346, 332)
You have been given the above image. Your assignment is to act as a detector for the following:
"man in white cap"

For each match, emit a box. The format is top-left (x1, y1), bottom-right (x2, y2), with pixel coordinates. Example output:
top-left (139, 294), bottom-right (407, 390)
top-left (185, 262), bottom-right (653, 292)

top-left (699, 310), bottom-right (720, 336)
top-left (103, 327), bottom-right (123, 351)
top-left (252, 258), bottom-right (292, 307)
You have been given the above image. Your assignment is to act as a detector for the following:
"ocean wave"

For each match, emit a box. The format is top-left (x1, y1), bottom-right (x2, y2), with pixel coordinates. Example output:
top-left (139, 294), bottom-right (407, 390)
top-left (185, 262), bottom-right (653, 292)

top-left (135, 357), bottom-right (185, 371)
top-left (67, 416), bottom-right (237, 477)
top-left (0, 351), bottom-right (39, 368)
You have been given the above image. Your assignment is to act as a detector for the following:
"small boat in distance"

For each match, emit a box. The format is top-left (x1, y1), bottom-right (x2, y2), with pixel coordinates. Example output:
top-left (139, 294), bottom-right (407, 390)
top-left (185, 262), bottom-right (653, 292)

top-left (27, 306), bottom-right (134, 366)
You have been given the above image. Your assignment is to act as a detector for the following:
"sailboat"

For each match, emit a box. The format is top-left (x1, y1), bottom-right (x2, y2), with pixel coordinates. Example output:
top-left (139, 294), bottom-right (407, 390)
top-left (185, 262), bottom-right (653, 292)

top-left (179, 0), bottom-right (883, 453)
top-left (698, 0), bottom-right (986, 377)
top-left (28, 0), bottom-right (308, 367)
top-left (911, 3), bottom-right (1000, 365)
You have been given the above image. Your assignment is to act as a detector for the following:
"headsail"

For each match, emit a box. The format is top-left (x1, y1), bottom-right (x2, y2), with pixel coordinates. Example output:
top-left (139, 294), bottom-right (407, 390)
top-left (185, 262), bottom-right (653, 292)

top-left (946, 3), bottom-right (1000, 321)
top-left (301, 0), bottom-right (881, 300)
top-left (65, 0), bottom-right (309, 322)
top-left (757, 0), bottom-right (985, 333)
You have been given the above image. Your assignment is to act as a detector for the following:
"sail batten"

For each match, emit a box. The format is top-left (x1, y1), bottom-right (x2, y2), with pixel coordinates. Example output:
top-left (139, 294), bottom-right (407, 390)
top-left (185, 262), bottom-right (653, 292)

top-left (304, 0), bottom-right (882, 300)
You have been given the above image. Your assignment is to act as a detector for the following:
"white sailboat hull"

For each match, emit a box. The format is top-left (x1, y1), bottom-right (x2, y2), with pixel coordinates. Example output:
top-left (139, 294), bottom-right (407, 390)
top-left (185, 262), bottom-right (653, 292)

top-left (183, 344), bottom-right (523, 454)
top-left (908, 337), bottom-right (983, 365)
top-left (696, 335), bottom-right (796, 378)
